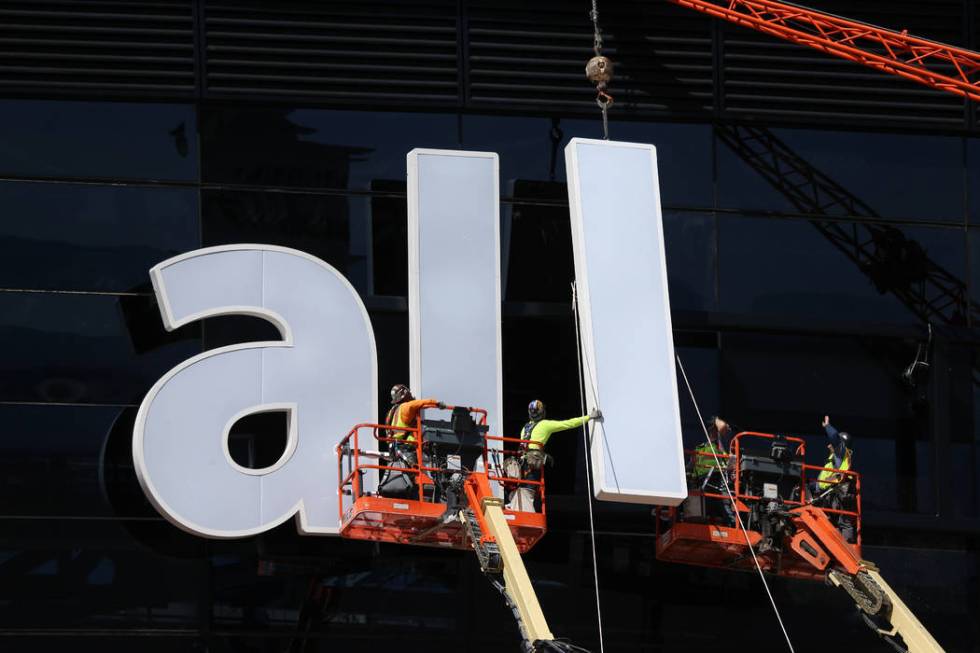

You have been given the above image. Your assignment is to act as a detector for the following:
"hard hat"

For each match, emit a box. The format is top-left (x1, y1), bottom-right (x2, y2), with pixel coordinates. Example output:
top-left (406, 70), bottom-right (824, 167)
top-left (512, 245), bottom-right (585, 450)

top-left (390, 384), bottom-right (413, 405)
top-left (528, 399), bottom-right (546, 421)
top-left (838, 431), bottom-right (852, 448)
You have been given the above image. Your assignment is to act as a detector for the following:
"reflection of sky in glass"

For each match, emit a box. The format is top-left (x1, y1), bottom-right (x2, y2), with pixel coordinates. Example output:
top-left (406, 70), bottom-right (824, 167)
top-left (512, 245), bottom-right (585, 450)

top-left (969, 139), bottom-right (980, 227)
top-left (663, 211), bottom-right (716, 311)
top-left (289, 109), bottom-right (458, 189)
top-left (0, 293), bottom-right (200, 404)
top-left (0, 99), bottom-right (197, 181)
top-left (718, 127), bottom-right (964, 222)
top-left (972, 230), bottom-right (980, 310)
top-left (0, 182), bottom-right (199, 293)
top-left (0, 404), bottom-right (128, 518)
top-left (461, 115), bottom-right (712, 206)
top-left (719, 215), bottom-right (965, 324)
top-left (0, 182), bottom-right (196, 249)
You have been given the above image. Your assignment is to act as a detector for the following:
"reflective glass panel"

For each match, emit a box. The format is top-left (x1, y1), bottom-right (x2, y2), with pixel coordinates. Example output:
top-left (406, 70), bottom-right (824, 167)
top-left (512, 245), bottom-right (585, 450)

top-left (201, 107), bottom-right (457, 190)
top-left (860, 545), bottom-right (979, 653)
top-left (718, 127), bottom-right (963, 222)
top-left (202, 190), bottom-right (367, 292)
top-left (370, 188), bottom-right (408, 297)
top-left (663, 211), bottom-right (716, 311)
top-left (0, 99), bottom-right (198, 181)
top-left (971, 228), bottom-right (980, 317)
top-left (0, 519), bottom-right (204, 629)
top-left (720, 332), bottom-right (935, 514)
top-left (461, 116), bottom-right (712, 207)
top-left (719, 215), bottom-right (968, 325)
top-left (674, 337), bottom-right (720, 447)
top-left (501, 315), bottom-right (581, 494)
top-left (0, 637), bottom-right (200, 653)
top-left (503, 194), bottom-right (574, 303)
top-left (0, 182), bottom-right (199, 293)
top-left (0, 292), bottom-right (200, 404)
top-left (0, 404), bottom-right (155, 518)
top-left (969, 138), bottom-right (979, 228)
top-left (209, 537), bottom-right (464, 634)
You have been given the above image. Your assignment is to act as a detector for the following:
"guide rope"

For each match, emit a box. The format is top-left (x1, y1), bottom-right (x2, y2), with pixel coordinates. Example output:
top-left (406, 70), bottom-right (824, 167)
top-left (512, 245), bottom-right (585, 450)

top-left (675, 355), bottom-right (796, 653)
top-left (571, 281), bottom-right (606, 653)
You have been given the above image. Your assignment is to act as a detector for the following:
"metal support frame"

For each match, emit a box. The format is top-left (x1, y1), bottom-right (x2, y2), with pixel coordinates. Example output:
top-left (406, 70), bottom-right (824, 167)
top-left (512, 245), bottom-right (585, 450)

top-left (715, 123), bottom-right (978, 330)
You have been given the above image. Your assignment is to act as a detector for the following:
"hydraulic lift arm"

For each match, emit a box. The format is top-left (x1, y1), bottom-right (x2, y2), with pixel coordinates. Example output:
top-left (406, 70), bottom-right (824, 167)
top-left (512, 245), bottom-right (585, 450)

top-left (785, 506), bottom-right (945, 653)
top-left (843, 566), bottom-right (946, 653)
top-left (462, 473), bottom-right (588, 653)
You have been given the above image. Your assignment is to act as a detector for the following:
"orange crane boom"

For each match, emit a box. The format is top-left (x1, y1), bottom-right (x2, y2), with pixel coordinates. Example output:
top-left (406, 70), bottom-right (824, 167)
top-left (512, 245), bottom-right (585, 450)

top-left (664, 0), bottom-right (980, 101)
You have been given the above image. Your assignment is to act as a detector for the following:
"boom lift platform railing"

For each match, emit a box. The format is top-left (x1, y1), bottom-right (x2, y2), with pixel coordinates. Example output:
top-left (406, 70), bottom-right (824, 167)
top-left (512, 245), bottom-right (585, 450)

top-left (657, 432), bottom-right (943, 652)
top-left (337, 405), bottom-right (587, 652)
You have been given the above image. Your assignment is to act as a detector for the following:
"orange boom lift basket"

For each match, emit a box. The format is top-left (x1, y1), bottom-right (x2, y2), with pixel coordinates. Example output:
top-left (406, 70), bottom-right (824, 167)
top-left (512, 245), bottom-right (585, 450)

top-left (336, 405), bottom-right (546, 553)
top-left (656, 432), bottom-right (862, 582)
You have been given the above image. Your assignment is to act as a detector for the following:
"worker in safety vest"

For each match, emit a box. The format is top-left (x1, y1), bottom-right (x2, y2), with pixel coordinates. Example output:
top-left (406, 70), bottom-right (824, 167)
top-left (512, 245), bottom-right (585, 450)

top-left (504, 399), bottom-right (602, 511)
top-left (689, 416), bottom-right (730, 479)
top-left (814, 415), bottom-right (855, 542)
top-left (522, 399), bottom-right (602, 468)
top-left (687, 416), bottom-right (735, 525)
top-left (816, 415), bottom-right (852, 491)
top-left (377, 384), bottom-right (444, 498)
top-left (384, 384), bottom-right (445, 443)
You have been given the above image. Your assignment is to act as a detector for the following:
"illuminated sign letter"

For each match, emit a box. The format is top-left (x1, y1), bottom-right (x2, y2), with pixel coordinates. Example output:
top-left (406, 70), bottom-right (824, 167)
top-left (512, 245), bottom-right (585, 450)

top-left (407, 149), bottom-right (503, 436)
top-left (133, 245), bottom-right (377, 537)
top-left (565, 138), bottom-right (687, 506)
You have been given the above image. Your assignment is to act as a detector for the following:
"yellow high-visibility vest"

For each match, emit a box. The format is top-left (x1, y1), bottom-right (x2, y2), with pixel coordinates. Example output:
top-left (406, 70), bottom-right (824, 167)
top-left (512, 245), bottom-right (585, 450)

top-left (691, 441), bottom-right (725, 478)
top-left (817, 449), bottom-right (852, 490)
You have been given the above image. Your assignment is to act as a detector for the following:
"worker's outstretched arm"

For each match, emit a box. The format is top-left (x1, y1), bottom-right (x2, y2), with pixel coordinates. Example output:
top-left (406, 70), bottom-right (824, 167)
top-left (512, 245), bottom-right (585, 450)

top-left (397, 398), bottom-right (444, 424)
top-left (538, 415), bottom-right (589, 435)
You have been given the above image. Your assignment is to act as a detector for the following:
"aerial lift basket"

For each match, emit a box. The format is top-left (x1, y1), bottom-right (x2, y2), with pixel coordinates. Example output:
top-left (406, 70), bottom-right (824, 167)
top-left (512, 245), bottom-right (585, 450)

top-left (656, 431), bottom-right (863, 581)
top-left (337, 406), bottom-right (546, 553)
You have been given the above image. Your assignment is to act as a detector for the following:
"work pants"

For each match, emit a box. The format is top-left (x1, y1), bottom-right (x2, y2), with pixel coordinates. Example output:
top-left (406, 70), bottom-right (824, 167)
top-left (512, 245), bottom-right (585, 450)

top-left (503, 450), bottom-right (545, 512)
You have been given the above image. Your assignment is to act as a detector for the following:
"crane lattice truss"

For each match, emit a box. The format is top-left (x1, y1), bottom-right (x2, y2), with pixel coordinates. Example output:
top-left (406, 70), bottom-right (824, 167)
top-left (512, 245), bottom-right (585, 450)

top-left (668, 0), bottom-right (980, 101)
top-left (715, 124), bottom-right (979, 328)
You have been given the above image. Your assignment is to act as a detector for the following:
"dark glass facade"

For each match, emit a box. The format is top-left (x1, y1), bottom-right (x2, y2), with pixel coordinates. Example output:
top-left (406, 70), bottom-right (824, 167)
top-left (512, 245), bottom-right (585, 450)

top-left (1, 3), bottom-right (980, 652)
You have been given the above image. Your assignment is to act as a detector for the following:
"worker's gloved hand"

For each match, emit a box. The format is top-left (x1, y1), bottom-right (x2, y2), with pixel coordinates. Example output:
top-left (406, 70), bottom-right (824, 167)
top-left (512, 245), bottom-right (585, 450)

top-left (589, 407), bottom-right (604, 422)
top-left (436, 401), bottom-right (447, 409)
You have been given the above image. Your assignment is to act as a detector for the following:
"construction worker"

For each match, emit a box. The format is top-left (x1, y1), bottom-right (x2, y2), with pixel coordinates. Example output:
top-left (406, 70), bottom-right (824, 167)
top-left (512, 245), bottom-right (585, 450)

top-left (505, 399), bottom-right (602, 511)
top-left (687, 416), bottom-right (735, 525)
top-left (689, 416), bottom-right (730, 479)
top-left (814, 415), bottom-right (855, 542)
top-left (378, 384), bottom-right (445, 498)
top-left (384, 383), bottom-right (445, 443)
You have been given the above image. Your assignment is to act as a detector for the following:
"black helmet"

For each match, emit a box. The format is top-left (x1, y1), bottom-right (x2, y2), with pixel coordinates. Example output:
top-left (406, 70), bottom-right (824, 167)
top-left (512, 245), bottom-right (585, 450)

top-left (838, 431), bottom-right (852, 448)
top-left (390, 384), bottom-right (413, 405)
top-left (528, 399), bottom-right (546, 421)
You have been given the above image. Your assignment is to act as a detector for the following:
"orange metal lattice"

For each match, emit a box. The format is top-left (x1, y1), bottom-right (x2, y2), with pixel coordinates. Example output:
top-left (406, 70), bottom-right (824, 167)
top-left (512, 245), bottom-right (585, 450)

top-left (667, 0), bottom-right (980, 101)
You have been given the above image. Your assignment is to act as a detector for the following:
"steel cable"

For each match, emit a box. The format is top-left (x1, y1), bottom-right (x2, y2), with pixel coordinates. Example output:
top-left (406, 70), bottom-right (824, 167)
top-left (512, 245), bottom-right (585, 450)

top-left (571, 281), bottom-right (606, 653)
top-left (675, 354), bottom-right (796, 653)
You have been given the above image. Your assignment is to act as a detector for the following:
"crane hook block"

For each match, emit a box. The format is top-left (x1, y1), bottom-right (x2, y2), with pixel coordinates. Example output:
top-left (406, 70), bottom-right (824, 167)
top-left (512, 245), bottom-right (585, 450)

top-left (585, 55), bottom-right (614, 89)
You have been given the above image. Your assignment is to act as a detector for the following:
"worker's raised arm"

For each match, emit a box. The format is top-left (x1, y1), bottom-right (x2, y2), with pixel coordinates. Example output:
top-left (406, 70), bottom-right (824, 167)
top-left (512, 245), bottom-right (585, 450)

top-left (822, 415), bottom-right (841, 448)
